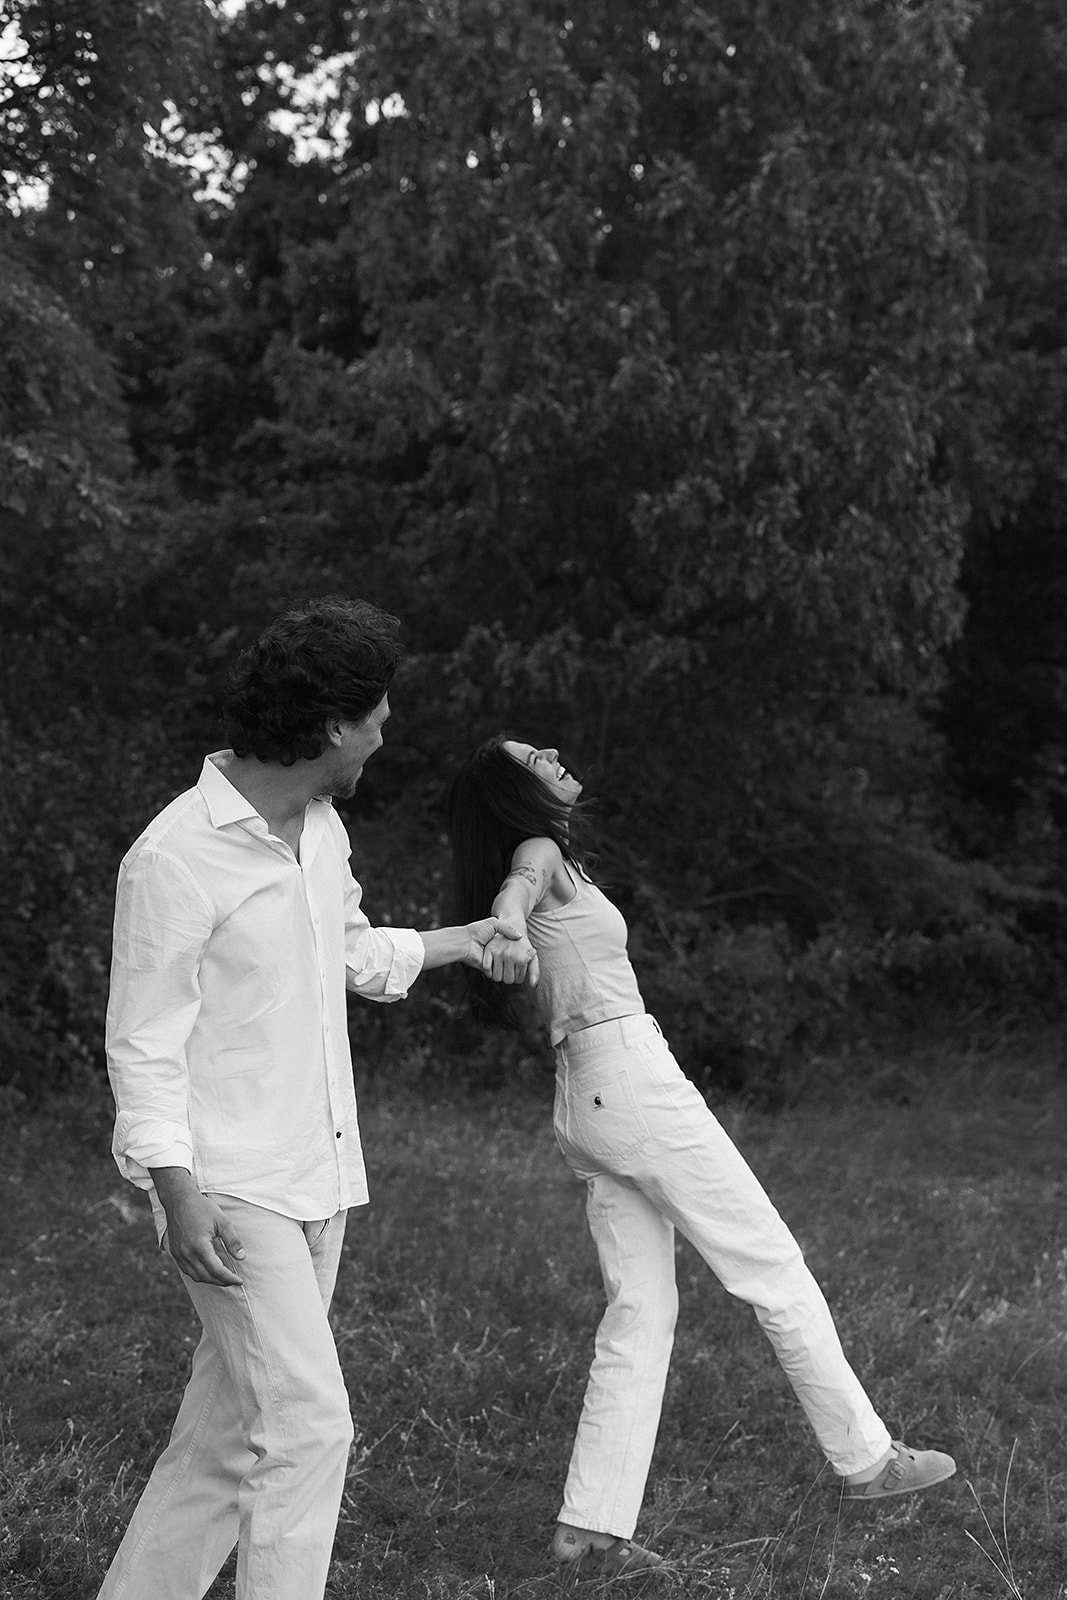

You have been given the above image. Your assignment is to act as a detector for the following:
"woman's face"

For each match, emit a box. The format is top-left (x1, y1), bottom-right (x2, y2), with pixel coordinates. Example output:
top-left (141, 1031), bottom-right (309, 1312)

top-left (502, 740), bottom-right (583, 806)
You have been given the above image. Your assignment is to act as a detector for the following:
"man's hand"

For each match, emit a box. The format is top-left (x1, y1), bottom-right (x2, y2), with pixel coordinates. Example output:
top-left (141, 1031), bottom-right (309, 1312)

top-left (152, 1168), bottom-right (246, 1287)
top-left (466, 918), bottom-right (540, 987)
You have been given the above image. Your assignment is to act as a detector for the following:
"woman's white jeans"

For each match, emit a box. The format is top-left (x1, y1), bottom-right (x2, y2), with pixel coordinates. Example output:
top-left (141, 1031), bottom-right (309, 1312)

top-left (552, 1015), bottom-right (891, 1539)
top-left (96, 1198), bottom-right (352, 1600)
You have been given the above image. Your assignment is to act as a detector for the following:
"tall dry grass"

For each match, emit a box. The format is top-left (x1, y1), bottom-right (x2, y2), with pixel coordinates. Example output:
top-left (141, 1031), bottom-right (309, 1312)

top-left (2, 1040), bottom-right (1066, 1598)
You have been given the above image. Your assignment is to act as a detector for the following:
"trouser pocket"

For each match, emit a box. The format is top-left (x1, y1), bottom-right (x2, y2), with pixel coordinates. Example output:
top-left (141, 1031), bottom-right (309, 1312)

top-left (559, 1057), bottom-right (653, 1170)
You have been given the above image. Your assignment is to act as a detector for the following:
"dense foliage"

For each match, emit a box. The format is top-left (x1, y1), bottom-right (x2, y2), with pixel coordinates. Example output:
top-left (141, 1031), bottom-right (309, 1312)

top-left (1, 0), bottom-right (1064, 1101)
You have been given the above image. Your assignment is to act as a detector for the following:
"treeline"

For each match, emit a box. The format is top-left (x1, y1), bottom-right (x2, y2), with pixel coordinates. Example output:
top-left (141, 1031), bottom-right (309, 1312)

top-left (1, 0), bottom-right (1064, 1103)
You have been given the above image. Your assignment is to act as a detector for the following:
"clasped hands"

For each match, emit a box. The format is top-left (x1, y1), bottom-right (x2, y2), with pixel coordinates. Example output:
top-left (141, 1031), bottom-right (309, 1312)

top-left (468, 918), bottom-right (540, 988)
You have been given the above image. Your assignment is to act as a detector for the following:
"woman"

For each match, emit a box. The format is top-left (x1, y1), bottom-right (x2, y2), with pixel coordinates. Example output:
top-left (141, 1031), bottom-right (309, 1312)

top-left (448, 735), bottom-right (956, 1580)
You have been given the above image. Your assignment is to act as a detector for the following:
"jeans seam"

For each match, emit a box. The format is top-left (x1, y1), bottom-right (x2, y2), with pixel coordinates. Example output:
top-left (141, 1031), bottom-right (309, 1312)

top-left (109, 1356), bottom-right (229, 1596)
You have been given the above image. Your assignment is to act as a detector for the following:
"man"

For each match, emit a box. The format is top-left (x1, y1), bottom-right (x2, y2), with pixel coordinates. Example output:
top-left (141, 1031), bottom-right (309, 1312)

top-left (98, 596), bottom-right (534, 1600)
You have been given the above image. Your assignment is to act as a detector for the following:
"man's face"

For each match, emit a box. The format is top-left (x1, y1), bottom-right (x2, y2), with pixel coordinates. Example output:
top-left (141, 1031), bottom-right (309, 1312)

top-left (328, 694), bottom-right (391, 798)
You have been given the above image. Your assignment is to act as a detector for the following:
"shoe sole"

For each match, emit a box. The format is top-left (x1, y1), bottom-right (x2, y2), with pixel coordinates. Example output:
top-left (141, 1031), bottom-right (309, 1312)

top-left (843, 1462), bottom-right (957, 1501)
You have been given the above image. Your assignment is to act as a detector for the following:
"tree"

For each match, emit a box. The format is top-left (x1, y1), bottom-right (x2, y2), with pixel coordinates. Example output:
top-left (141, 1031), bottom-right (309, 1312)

top-left (941, 0), bottom-right (1067, 855)
top-left (227, 2), bottom-right (982, 882)
top-left (0, 242), bottom-right (129, 593)
top-left (0, 1), bottom-right (225, 1097)
top-left (131, 0), bottom-right (1036, 1081)
top-left (4, 0), bottom-right (1061, 1095)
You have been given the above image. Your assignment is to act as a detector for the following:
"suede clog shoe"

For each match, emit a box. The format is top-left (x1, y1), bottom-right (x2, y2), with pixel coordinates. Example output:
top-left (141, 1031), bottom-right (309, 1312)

top-left (843, 1439), bottom-right (957, 1500)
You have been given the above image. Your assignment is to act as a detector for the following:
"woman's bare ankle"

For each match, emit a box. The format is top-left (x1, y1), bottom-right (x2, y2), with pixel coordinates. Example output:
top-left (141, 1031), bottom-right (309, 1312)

top-left (553, 1523), bottom-right (617, 1558)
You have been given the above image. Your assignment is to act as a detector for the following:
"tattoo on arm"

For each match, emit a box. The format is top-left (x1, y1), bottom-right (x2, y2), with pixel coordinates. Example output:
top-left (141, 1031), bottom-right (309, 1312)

top-left (505, 864), bottom-right (541, 891)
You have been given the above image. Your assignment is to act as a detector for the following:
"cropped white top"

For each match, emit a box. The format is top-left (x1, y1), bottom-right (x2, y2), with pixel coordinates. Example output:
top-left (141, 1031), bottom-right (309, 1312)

top-left (526, 864), bottom-right (646, 1045)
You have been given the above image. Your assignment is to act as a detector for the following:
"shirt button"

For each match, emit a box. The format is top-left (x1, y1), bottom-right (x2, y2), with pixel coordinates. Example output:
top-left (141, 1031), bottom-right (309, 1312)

top-left (336, 1131), bottom-right (342, 1140)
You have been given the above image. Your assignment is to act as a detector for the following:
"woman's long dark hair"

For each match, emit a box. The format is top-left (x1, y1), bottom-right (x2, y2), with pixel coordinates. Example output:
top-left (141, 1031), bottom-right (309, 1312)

top-left (447, 734), bottom-right (588, 1029)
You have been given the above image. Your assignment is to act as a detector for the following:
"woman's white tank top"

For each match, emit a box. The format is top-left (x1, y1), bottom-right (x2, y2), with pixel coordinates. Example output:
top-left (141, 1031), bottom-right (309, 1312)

top-left (526, 864), bottom-right (646, 1045)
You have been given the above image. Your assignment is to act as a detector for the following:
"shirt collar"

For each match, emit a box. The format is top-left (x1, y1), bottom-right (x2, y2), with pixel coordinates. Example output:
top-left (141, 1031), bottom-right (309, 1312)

top-left (196, 752), bottom-right (334, 852)
top-left (198, 751), bottom-right (264, 829)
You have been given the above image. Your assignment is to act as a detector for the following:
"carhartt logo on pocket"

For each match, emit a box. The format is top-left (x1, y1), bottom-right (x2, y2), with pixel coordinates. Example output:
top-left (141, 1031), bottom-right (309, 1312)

top-left (594, 1096), bottom-right (603, 1106)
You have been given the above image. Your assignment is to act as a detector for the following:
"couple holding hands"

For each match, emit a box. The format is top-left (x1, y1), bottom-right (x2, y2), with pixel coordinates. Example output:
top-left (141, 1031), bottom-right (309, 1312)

top-left (99, 596), bottom-right (954, 1599)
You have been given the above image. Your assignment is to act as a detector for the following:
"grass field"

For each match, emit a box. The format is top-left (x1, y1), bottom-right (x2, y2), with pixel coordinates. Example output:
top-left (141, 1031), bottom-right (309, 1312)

top-left (2, 1041), bottom-right (1066, 1599)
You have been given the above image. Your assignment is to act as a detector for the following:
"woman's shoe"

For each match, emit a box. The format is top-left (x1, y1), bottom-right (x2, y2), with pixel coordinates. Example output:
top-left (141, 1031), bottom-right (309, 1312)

top-left (553, 1525), bottom-right (664, 1579)
top-left (843, 1439), bottom-right (957, 1500)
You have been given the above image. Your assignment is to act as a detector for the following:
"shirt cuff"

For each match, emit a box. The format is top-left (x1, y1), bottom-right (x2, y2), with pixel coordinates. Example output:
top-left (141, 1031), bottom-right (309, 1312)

top-left (112, 1112), bottom-right (195, 1189)
top-left (346, 925), bottom-right (426, 1001)
top-left (386, 927), bottom-right (427, 991)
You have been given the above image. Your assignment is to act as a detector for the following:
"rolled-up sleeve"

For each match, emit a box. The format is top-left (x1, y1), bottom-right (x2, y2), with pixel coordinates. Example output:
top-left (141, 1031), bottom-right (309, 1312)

top-left (342, 865), bottom-right (425, 1000)
top-left (106, 847), bottom-right (213, 1187)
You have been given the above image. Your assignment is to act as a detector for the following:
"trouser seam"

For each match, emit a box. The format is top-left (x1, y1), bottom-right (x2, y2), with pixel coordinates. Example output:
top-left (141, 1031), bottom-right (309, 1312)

top-left (108, 1349), bottom-right (228, 1596)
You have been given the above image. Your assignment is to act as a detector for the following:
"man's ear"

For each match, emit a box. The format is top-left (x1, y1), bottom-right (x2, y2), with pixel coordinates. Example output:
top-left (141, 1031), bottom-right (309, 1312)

top-left (324, 717), bottom-right (346, 748)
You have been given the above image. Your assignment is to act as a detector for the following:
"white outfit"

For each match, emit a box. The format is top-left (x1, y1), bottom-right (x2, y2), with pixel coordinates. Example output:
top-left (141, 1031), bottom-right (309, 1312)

top-left (97, 1201), bottom-right (351, 1600)
top-left (99, 753), bottom-right (426, 1600)
top-left (107, 752), bottom-right (424, 1226)
top-left (529, 872), bottom-right (891, 1539)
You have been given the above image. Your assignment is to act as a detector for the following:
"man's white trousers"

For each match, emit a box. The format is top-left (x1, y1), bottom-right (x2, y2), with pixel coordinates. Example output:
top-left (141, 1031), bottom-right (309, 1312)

top-left (96, 1199), bottom-right (352, 1600)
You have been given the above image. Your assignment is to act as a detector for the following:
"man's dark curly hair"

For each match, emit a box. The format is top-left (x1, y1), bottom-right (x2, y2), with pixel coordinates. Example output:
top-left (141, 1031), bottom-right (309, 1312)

top-left (221, 596), bottom-right (402, 765)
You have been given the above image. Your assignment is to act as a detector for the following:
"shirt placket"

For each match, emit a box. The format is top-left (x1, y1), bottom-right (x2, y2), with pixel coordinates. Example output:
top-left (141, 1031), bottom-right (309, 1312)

top-left (302, 859), bottom-right (347, 1207)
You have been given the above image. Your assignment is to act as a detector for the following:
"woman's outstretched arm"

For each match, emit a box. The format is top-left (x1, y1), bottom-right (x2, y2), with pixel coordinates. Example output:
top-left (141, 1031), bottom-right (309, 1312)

top-left (483, 836), bottom-right (565, 983)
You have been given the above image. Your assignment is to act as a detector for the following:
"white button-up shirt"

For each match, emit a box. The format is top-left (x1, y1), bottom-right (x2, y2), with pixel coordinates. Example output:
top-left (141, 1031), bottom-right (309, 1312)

top-left (106, 752), bottom-right (425, 1222)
